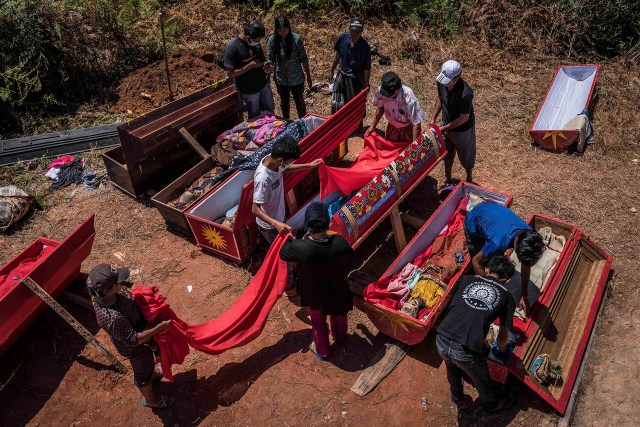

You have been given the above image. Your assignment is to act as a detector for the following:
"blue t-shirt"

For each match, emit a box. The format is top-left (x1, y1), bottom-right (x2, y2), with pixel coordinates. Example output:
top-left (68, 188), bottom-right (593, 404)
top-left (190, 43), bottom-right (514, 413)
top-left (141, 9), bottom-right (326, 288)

top-left (465, 203), bottom-right (531, 257)
top-left (333, 32), bottom-right (371, 76)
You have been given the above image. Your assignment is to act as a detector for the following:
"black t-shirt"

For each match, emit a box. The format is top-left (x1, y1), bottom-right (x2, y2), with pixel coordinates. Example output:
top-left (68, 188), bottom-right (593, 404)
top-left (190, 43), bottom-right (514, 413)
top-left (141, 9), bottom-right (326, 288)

top-left (437, 78), bottom-right (475, 132)
top-left (436, 275), bottom-right (515, 353)
top-left (280, 234), bottom-right (355, 316)
top-left (223, 36), bottom-right (268, 95)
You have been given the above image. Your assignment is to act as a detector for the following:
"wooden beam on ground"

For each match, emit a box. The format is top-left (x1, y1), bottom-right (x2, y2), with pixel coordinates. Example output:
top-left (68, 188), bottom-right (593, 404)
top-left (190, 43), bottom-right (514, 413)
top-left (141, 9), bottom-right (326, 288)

top-left (351, 335), bottom-right (411, 397)
top-left (21, 277), bottom-right (128, 374)
top-left (178, 127), bottom-right (209, 159)
top-left (400, 212), bottom-right (425, 229)
top-left (389, 206), bottom-right (407, 252)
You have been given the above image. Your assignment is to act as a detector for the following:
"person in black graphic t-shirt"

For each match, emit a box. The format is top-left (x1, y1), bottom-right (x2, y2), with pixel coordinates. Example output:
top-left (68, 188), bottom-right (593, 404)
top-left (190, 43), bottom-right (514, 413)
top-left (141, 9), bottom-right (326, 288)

top-left (435, 256), bottom-right (517, 413)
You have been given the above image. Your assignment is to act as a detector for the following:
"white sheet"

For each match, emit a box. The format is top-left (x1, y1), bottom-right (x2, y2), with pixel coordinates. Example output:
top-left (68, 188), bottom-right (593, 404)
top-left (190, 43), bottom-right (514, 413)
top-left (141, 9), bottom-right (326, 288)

top-left (532, 66), bottom-right (598, 131)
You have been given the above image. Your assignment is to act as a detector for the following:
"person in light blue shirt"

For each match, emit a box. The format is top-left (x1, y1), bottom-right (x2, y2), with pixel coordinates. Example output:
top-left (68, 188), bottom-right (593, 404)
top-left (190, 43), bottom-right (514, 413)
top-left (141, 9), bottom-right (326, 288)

top-left (464, 202), bottom-right (545, 316)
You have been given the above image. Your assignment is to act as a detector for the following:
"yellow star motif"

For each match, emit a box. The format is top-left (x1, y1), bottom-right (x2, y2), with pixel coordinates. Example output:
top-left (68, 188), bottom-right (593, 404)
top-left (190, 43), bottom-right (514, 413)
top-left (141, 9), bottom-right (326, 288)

top-left (368, 303), bottom-right (413, 336)
top-left (543, 131), bottom-right (567, 150)
top-left (202, 225), bottom-right (227, 250)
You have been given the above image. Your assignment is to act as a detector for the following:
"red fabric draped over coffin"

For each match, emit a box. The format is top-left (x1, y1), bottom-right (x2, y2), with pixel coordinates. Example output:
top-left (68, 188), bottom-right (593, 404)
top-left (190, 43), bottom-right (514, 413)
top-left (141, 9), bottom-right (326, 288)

top-left (132, 234), bottom-right (289, 380)
top-left (318, 133), bottom-right (409, 199)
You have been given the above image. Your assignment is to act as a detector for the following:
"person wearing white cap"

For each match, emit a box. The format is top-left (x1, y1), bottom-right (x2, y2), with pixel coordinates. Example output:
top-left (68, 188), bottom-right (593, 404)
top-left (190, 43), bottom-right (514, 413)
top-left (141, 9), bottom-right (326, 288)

top-left (431, 60), bottom-right (476, 184)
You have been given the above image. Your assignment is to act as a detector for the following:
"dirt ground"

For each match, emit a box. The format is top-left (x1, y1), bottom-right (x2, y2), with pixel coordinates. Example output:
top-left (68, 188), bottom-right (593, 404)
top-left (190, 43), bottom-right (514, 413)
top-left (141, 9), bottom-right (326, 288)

top-left (1, 2), bottom-right (640, 426)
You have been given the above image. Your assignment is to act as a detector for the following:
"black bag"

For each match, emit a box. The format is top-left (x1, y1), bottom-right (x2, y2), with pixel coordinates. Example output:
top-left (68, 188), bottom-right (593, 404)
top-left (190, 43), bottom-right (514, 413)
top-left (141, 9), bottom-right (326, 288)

top-left (215, 55), bottom-right (226, 70)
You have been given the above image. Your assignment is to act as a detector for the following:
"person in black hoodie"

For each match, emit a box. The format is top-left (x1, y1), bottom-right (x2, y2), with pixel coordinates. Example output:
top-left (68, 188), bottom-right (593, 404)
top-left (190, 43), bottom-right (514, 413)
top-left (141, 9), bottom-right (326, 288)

top-left (279, 201), bottom-right (355, 360)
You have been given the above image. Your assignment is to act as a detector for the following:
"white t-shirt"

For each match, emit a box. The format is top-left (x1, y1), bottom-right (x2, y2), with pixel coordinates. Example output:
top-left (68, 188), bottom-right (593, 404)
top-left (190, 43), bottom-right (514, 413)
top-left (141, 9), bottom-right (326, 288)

top-left (253, 156), bottom-right (285, 229)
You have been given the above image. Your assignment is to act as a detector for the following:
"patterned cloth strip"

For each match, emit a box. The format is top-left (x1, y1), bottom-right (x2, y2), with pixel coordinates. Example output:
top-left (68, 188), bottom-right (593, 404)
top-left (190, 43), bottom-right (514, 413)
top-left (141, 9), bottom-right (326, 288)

top-left (336, 128), bottom-right (443, 238)
top-left (216, 113), bottom-right (288, 150)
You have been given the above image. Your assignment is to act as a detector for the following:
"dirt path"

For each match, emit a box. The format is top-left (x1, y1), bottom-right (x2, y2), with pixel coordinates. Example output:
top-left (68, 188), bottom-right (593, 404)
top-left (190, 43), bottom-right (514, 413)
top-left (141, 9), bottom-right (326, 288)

top-left (1, 5), bottom-right (639, 426)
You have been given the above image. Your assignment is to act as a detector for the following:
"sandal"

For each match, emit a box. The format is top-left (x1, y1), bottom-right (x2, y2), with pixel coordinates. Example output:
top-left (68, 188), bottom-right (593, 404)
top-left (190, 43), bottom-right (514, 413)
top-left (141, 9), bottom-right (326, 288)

top-left (309, 341), bottom-right (327, 361)
top-left (141, 395), bottom-right (175, 409)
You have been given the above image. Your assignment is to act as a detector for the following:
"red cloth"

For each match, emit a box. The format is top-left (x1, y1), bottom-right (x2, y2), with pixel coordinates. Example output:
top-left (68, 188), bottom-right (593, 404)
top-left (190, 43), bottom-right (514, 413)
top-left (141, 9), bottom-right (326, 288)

top-left (131, 234), bottom-right (289, 380)
top-left (319, 133), bottom-right (409, 198)
top-left (0, 242), bottom-right (56, 300)
top-left (364, 199), bottom-right (470, 309)
top-left (45, 155), bottom-right (75, 171)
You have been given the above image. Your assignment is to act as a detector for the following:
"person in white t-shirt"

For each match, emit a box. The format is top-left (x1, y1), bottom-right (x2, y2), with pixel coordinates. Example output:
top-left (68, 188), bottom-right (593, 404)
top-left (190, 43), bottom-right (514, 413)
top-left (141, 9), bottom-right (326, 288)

top-left (252, 135), bottom-right (320, 244)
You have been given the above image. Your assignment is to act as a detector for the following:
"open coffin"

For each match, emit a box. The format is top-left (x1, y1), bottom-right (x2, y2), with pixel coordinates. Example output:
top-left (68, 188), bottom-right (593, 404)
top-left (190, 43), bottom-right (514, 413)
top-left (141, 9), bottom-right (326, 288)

top-left (530, 65), bottom-right (600, 153)
top-left (356, 183), bottom-right (511, 345)
top-left (0, 215), bottom-right (96, 355)
top-left (487, 214), bottom-right (612, 415)
top-left (104, 79), bottom-right (244, 197)
top-left (183, 89), bottom-right (369, 262)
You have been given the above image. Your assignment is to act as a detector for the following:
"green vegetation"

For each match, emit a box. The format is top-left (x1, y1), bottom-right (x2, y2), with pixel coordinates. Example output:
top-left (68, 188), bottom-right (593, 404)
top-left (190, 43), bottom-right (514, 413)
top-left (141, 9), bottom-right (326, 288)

top-left (0, 0), bottom-right (180, 136)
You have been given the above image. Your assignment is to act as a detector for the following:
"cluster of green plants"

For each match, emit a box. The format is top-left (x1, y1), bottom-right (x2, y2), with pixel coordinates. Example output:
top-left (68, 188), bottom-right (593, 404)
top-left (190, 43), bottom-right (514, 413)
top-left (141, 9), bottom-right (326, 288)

top-left (0, 0), bottom-right (180, 135)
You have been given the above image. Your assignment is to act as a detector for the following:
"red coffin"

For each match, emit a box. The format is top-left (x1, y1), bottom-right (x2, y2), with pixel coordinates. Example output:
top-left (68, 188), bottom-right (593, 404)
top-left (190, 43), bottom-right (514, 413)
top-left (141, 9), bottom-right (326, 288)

top-left (0, 215), bottom-right (96, 355)
top-left (356, 182), bottom-right (511, 345)
top-left (185, 89), bottom-right (369, 262)
top-left (487, 214), bottom-right (612, 415)
top-left (284, 125), bottom-right (447, 250)
top-left (530, 64), bottom-right (600, 153)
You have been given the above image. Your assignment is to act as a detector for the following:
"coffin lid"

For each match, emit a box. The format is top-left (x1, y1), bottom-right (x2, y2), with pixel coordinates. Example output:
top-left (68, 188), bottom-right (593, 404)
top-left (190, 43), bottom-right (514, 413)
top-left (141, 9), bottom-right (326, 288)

top-left (506, 225), bottom-right (612, 415)
top-left (117, 79), bottom-right (242, 169)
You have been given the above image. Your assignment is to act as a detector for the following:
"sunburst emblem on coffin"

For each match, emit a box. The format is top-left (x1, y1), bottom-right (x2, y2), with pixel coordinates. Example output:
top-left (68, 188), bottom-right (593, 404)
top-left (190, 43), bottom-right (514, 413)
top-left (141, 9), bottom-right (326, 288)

top-left (202, 225), bottom-right (228, 250)
top-left (367, 303), bottom-right (415, 335)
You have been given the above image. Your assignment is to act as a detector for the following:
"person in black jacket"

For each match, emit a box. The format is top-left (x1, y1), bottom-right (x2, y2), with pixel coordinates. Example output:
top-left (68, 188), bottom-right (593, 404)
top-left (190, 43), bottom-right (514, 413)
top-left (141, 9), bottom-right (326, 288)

top-left (279, 201), bottom-right (355, 360)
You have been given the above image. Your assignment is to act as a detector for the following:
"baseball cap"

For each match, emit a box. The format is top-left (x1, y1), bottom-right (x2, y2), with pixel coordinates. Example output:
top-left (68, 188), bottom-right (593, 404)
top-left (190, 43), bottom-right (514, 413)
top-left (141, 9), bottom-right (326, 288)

top-left (349, 17), bottom-right (364, 31)
top-left (86, 263), bottom-right (130, 292)
top-left (248, 20), bottom-right (265, 39)
top-left (436, 60), bottom-right (462, 85)
top-left (380, 72), bottom-right (401, 97)
top-left (305, 201), bottom-right (330, 232)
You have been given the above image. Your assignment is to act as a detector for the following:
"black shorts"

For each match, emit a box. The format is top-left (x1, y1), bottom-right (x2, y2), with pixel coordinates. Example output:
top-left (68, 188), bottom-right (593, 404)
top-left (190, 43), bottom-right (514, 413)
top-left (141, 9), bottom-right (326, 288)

top-left (128, 344), bottom-right (156, 387)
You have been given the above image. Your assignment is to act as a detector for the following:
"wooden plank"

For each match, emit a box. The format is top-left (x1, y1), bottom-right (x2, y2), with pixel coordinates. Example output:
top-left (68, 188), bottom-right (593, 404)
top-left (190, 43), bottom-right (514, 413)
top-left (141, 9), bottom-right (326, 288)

top-left (178, 127), bottom-right (209, 160)
top-left (400, 212), bottom-right (426, 229)
top-left (21, 277), bottom-right (128, 373)
top-left (351, 335), bottom-right (411, 396)
top-left (389, 206), bottom-right (407, 252)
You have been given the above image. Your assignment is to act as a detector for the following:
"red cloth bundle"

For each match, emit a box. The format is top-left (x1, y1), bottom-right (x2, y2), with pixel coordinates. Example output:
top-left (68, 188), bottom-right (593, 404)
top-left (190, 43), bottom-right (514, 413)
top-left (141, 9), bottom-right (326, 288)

top-left (132, 234), bottom-right (289, 380)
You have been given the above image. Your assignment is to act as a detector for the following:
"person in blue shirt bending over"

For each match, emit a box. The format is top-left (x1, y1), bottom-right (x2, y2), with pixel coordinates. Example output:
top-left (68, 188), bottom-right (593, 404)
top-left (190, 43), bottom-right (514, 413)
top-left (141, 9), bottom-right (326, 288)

top-left (464, 202), bottom-right (545, 316)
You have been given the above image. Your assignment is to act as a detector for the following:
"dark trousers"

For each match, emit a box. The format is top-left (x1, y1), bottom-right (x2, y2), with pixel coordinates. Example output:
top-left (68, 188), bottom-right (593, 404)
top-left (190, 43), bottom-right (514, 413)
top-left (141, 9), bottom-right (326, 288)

top-left (276, 83), bottom-right (306, 120)
top-left (436, 333), bottom-right (498, 409)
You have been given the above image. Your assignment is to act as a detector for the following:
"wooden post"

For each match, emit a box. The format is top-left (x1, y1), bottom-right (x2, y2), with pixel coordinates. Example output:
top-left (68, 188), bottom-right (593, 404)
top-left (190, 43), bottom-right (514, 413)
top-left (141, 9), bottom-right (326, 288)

top-left (159, 12), bottom-right (173, 102)
top-left (399, 212), bottom-right (425, 230)
top-left (21, 277), bottom-right (128, 374)
top-left (178, 127), bottom-right (209, 159)
top-left (389, 206), bottom-right (407, 252)
top-left (285, 189), bottom-right (298, 214)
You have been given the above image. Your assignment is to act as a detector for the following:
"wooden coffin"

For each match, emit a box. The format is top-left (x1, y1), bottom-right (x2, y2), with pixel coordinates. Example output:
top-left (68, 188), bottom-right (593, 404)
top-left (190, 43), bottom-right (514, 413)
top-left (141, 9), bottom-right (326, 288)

top-left (357, 183), bottom-right (512, 345)
top-left (328, 125), bottom-right (446, 248)
top-left (487, 214), bottom-right (612, 415)
top-left (103, 79), bottom-right (244, 197)
top-left (0, 215), bottom-right (96, 355)
top-left (530, 65), bottom-right (600, 153)
top-left (184, 89), bottom-right (369, 262)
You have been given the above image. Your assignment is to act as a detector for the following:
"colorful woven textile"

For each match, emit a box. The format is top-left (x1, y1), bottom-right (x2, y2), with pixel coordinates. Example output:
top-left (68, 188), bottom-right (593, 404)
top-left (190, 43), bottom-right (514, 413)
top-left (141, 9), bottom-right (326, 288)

top-left (331, 127), bottom-right (443, 243)
top-left (216, 112), bottom-right (287, 150)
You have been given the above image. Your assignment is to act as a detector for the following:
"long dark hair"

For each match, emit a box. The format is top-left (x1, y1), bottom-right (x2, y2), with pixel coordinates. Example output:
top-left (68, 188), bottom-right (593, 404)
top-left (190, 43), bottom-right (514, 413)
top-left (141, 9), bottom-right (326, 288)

top-left (274, 15), bottom-right (294, 59)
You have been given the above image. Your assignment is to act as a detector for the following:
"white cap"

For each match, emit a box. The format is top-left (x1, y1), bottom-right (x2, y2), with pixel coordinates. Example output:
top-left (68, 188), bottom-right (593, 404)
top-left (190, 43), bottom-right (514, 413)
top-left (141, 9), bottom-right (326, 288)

top-left (436, 60), bottom-right (462, 85)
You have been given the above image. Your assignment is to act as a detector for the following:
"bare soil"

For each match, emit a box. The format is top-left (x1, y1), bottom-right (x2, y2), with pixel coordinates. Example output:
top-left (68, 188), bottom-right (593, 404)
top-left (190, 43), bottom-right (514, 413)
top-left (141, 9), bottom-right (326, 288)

top-left (1, 2), bottom-right (639, 426)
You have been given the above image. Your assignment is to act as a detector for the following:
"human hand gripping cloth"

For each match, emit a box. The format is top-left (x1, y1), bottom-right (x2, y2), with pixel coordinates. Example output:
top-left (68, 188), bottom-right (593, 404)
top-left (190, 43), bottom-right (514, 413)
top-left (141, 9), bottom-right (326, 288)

top-left (318, 133), bottom-right (410, 199)
top-left (131, 234), bottom-right (289, 380)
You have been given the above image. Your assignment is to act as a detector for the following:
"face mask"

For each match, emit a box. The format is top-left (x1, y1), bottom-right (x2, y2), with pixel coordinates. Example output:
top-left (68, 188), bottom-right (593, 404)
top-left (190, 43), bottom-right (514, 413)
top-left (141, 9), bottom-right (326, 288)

top-left (279, 163), bottom-right (290, 173)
